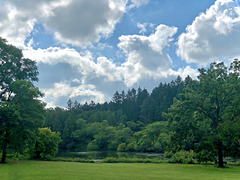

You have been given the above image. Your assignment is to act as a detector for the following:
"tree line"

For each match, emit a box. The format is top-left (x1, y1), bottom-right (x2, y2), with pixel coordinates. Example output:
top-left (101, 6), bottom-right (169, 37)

top-left (45, 76), bottom-right (186, 153)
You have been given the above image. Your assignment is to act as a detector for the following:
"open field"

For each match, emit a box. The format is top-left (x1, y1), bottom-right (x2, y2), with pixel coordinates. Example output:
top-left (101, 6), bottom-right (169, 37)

top-left (1, 160), bottom-right (240, 180)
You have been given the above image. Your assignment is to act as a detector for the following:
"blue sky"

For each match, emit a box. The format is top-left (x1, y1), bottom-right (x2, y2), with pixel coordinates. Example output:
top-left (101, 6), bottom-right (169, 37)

top-left (1, 0), bottom-right (240, 107)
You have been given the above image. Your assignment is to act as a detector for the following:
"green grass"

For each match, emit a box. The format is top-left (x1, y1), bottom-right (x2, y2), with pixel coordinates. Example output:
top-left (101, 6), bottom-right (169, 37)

top-left (1, 160), bottom-right (240, 180)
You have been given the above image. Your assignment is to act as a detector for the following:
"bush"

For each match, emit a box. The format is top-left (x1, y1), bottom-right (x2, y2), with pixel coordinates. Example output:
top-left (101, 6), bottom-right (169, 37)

top-left (7, 153), bottom-right (27, 160)
top-left (169, 150), bottom-right (196, 164)
top-left (27, 128), bottom-right (62, 159)
top-left (164, 151), bottom-right (174, 159)
top-left (237, 161), bottom-right (240, 166)
top-left (196, 150), bottom-right (216, 164)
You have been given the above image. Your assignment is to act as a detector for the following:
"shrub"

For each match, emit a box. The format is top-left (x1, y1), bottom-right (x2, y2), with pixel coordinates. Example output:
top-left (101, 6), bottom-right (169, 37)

top-left (27, 128), bottom-right (62, 159)
top-left (7, 153), bottom-right (27, 160)
top-left (196, 150), bottom-right (216, 164)
top-left (169, 150), bottom-right (196, 164)
top-left (164, 151), bottom-right (174, 159)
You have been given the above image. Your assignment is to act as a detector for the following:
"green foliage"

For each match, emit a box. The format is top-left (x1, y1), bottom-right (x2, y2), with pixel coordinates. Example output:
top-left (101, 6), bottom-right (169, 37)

top-left (169, 150), bottom-right (196, 164)
top-left (0, 38), bottom-right (45, 163)
top-left (164, 151), bottom-right (174, 159)
top-left (44, 76), bottom-right (188, 153)
top-left (87, 126), bottom-right (116, 151)
top-left (6, 152), bottom-right (27, 161)
top-left (165, 60), bottom-right (240, 167)
top-left (117, 143), bottom-right (127, 152)
top-left (196, 150), bottom-right (216, 164)
top-left (27, 128), bottom-right (62, 160)
top-left (0, 80), bottom-right (45, 163)
top-left (134, 121), bottom-right (169, 152)
top-left (0, 38), bottom-right (39, 102)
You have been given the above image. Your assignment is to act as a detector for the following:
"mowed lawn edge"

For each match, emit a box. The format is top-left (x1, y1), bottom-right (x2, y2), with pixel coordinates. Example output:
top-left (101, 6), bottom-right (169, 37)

top-left (1, 160), bottom-right (240, 180)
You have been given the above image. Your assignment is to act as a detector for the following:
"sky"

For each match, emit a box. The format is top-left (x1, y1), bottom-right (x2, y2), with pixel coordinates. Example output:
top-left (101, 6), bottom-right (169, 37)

top-left (1, 0), bottom-right (240, 108)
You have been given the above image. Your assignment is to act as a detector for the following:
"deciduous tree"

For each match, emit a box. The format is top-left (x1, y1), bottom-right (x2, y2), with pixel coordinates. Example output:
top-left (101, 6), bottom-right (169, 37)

top-left (27, 127), bottom-right (62, 159)
top-left (0, 38), bottom-right (45, 163)
top-left (165, 60), bottom-right (240, 167)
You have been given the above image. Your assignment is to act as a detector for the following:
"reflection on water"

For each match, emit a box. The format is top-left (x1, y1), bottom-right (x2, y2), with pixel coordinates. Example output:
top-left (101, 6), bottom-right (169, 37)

top-left (57, 151), bottom-right (164, 160)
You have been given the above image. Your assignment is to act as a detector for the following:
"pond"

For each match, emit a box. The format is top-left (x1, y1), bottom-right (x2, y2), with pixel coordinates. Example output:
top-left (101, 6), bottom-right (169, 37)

top-left (57, 151), bottom-right (164, 160)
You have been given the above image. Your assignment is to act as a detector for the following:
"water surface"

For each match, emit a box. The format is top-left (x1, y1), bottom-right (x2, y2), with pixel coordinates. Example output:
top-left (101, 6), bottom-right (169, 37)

top-left (58, 151), bottom-right (164, 160)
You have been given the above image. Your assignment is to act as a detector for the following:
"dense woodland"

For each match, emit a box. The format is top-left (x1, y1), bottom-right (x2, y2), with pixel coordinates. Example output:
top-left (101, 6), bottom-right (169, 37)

top-left (1, 37), bottom-right (240, 167)
top-left (45, 76), bottom-right (186, 153)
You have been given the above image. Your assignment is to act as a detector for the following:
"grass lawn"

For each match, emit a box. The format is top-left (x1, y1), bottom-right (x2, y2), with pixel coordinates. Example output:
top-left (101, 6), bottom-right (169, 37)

top-left (1, 160), bottom-right (240, 180)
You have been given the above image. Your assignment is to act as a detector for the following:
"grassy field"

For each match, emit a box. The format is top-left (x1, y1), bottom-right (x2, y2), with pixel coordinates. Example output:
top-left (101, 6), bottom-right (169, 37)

top-left (1, 160), bottom-right (240, 180)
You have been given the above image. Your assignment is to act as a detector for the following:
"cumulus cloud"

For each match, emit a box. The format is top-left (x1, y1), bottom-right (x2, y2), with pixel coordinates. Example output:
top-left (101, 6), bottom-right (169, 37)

top-left (42, 82), bottom-right (105, 108)
top-left (0, 0), bottom-right (132, 47)
top-left (22, 24), bottom-right (197, 107)
top-left (0, 0), bottom-right (152, 48)
top-left (0, 0), bottom-right (61, 47)
top-left (45, 0), bottom-right (128, 46)
top-left (177, 0), bottom-right (240, 64)
top-left (169, 66), bottom-right (199, 80)
top-left (118, 24), bottom-right (178, 86)
top-left (23, 46), bottom-right (126, 106)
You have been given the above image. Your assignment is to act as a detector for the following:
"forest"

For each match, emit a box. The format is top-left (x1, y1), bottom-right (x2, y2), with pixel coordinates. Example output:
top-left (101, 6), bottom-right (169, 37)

top-left (46, 76), bottom-right (185, 153)
top-left (1, 37), bottom-right (240, 168)
top-left (45, 60), bottom-right (240, 167)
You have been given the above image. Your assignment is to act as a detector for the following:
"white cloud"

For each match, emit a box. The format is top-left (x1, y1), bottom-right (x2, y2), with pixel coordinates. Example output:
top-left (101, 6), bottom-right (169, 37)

top-left (137, 23), bottom-right (148, 34)
top-left (44, 0), bottom-right (128, 46)
top-left (0, 0), bottom-right (61, 47)
top-left (0, 0), bottom-right (128, 47)
top-left (177, 0), bottom-right (240, 64)
top-left (130, 0), bottom-right (149, 7)
top-left (118, 24), bottom-right (178, 86)
top-left (169, 66), bottom-right (199, 80)
top-left (0, 0), bottom-right (152, 48)
top-left (0, 6), bottom-right (35, 47)
top-left (42, 82), bottom-right (105, 106)
top-left (137, 22), bottom-right (155, 34)
top-left (23, 46), bottom-right (126, 106)
top-left (22, 29), bottom-right (198, 108)
top-left (96, 57), bottom-right (123, 82)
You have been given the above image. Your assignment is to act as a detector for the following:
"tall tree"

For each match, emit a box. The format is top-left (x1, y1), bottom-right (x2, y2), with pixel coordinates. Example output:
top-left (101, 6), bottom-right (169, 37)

top-left (165, 60), bottom-right (240, 167)
top-left (0, 38), bottom-right (45, 163)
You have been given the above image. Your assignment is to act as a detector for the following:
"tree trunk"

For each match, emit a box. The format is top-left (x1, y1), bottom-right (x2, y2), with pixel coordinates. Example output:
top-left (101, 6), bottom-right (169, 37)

top-left (35, 141), bottom-right (41, 159)
top-left (1, 130), bottom-right (9, 163)
top-left (218, 142), bottom-right (224, 168)
top-left (1, 143), bottom-right (7, 163)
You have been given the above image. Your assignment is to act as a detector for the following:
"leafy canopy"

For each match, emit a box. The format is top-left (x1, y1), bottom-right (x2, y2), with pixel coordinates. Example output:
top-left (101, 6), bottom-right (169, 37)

top-left (0, 38), bottom-right (45, 163)
top-left (165, 59), bottom-right (240, 167)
